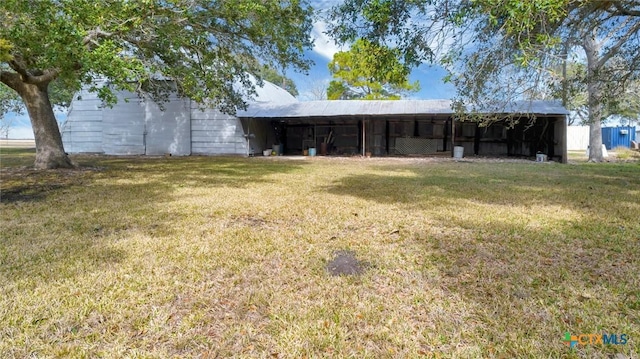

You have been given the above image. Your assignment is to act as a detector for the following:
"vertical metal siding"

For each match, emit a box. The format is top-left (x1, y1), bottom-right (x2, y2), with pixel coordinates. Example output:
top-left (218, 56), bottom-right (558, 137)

top-left (190, 105), bottom-right (248, 155)
top-left (61, 87), bottom-right (105, 153)
top-left (602, 126), bottom-right (636, 149)
top-left (101, 91), bottom-right (192, 156)
top-left (143, 97), bottom-right (191, 156)
top-left (567, 126), bottom-right (590, 150)
top-left (102, 92), bottom-right (146, 155)
top-left (62, 79), bottom-right (295, 157)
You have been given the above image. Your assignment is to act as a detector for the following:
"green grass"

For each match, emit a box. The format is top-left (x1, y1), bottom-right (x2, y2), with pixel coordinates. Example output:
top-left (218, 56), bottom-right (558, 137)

top-left (0, 147), bottom-right (38, 168)
top-left (612, 147), bottom-right (640, 161)
top-left (569, 148), bottom-right (640, 163)
top-left (1, 149), bottom-right (639, 358)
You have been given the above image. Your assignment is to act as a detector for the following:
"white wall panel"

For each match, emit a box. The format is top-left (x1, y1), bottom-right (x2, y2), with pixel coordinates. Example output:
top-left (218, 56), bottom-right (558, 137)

top-left (191, 106), bottom-right (247, 155)
top-left (144, 97), bottom-right (191, 156)
top-left (61, 92), bottom-right (104, 153)
top-left (102, 92), bottom-right (145, 155)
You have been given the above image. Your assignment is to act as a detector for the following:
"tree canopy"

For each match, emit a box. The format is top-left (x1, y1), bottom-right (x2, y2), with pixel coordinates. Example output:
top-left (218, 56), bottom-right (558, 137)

top-left (257, 65), bottom-right (299, 97)
top-left (0, 0), bottom-right (313, 168)
top-left (0, 82), bottom-right (21, 116)
top-left (548, 61), bottom-right (640, 126)
top-left (455, 0), bottom-right (640, 161)
top-left (327, 0), bottom-right (640, 161)
top-left (327, 39), bottom-right (419, 100)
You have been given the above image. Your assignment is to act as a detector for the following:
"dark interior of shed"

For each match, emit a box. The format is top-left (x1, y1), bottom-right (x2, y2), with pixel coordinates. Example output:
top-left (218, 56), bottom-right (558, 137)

top-left (267, 115), bottom-right (560, 160)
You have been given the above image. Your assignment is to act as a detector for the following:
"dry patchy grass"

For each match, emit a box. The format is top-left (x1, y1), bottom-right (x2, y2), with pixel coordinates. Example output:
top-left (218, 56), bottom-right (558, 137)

top-left (612, 147), bottom-right (640, 161)
top-left (1, 150), bottom-right (639, 358)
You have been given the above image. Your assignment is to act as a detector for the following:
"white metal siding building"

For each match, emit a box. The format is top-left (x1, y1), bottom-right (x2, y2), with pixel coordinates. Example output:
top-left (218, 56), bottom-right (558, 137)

top-left (61, 79), bottom-right (296, 156)
top-left (62, 81), bottom-right (568, 161)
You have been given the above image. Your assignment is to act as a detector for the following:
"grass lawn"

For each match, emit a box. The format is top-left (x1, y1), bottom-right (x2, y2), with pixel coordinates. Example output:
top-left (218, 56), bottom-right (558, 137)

top-left (1, 148), bottom-right (639, 358)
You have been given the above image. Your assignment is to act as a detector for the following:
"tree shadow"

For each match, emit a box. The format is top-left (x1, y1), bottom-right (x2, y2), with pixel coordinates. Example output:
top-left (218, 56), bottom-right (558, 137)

top-left (321, 161), bottom-right (639, 356)
top-left (1, 166), bottom-right (98, 203)
top-left (1, 156), bottom-right (307, 286)
top-left (1, 184), bottom-right (66, 202)
top-left (86, 156), bottom-right (306, 189)
top-left (1, 180), bottom-right (168, 285)
top-left (322, 162), bottom-right (640, 214)
top-left (412, 213), bottom-right (638, 356)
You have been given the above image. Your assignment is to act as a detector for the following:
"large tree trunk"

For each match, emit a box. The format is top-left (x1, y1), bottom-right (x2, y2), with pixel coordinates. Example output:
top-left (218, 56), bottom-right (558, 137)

top-left (583, 34), bottom-right (604, 162)
top-left (588, 119), bottom-right (603, 160)
top-left (20, 83), bottom-right (73, 169)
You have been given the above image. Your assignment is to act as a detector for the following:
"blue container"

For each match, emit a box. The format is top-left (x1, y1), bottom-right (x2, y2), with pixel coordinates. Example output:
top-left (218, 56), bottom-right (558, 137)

top-left (308, 147), bottom-right (316, 156)
top-left (602, 126), bottom-right (636, 149)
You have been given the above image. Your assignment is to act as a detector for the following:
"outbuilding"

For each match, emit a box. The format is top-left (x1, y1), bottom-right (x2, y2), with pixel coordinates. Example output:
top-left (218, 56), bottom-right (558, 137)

top-left (62, 82), bottom-right (568, 162)
top-left (239, 100), bottom-right (568, 162)
top-left (61, 79), bottom-right (296, 156)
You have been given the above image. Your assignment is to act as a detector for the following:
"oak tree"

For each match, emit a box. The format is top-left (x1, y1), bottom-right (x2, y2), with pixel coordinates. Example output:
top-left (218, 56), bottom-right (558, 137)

top-left (458, 0), bottom-right (640, 161)
top-left (327, 0), bottom-right (640, 161)
top-left (0, 0), bottom-right (313, 168)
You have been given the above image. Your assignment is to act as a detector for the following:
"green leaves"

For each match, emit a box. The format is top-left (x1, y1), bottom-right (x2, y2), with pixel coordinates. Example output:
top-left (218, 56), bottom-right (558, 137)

top-left (257, 65), bottom-right (299, 97)
top-left (0, 82), bottom-right (22, 117)
top-left (0, 0), bottom-right (314, 113)
top-left (327, 39), bottom-right (419, 100)
top-left (0, 39), bottom-right (12, 62)
top-left (326, 0), bottom-right (437, 68)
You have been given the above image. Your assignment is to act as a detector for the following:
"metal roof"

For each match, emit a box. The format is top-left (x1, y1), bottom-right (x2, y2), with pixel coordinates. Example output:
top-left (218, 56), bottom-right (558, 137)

top-left (245, 78), bottom-right (298, 105)
top-left (237, 99), bottom-right (568, 118)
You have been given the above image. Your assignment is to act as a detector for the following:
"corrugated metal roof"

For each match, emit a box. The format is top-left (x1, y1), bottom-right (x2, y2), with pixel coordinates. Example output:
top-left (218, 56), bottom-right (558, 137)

top-left (247, 79), bottom-right (298, 105)
top-left (237, 99), bottom-right (568, 118)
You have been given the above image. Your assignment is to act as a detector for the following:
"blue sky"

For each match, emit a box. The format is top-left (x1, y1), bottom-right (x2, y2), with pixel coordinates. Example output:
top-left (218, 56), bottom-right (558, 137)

top-left (290, 19), bottom-right (456, 101)
top-left (3, 4), bottom-right (455, 139)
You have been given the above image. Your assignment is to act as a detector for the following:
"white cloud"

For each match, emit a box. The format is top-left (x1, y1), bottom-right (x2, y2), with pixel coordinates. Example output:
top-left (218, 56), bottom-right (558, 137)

top-left (310, 21), bottom-right (347, 61)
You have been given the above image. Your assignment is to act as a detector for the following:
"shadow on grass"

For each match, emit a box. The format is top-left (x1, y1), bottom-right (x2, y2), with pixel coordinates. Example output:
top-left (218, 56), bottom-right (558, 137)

top-left (0, 167), bottom-right (99, 203)
top-left (322, 160), bottom-right (639, 296)
top-left (418, 217), bottom-right (638, 357)
top-left (1, 155), bottom-right (306, 203)
top-left (1, 155), bottom-right (307, 285)
top-left (86, 156), bottom-right (306, 189)
top-left (322, 161), bottom-right (639, 356)
top-left (1, 184), bottom-right (66, 202)
top-left (322, 161), bottom-right (640, 214)
top-left (0, 180), bottom-right (170, 285)
top-left (0, 147), bottom-right (36, 168)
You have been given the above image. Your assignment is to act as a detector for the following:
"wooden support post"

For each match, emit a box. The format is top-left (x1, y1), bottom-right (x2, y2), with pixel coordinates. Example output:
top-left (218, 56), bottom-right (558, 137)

top-left (474, 123), bottom-right (481, 155)
top-left (451, 118), bottom-right (456, 157)
top-left (362, 117), bottom-right (366, 156)
top-left (443, 118), bottom-right (449, 152)
top-left (385, 120), bottom-right (390, 155)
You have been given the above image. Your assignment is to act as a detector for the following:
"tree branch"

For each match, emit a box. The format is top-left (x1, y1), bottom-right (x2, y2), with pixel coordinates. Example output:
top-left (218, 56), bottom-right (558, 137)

top-left (597, 21), bottom-right (640, 68)
top-left (0, 70), bottom-right (23, 92)
top-left (82, 16), bottom-right (144, 49)
top-left (7, 58), bottom-right (60, 86)
top-left (83, 27), bottom-right (114, 48)
top-left (600, 17), bottom-right (632, 48)
top-left (611, 1), bottom-right (640, 16)
top-left (29, 68), bottom-right (60, 84)
top-left (7, 58), bottom-right (30, 79)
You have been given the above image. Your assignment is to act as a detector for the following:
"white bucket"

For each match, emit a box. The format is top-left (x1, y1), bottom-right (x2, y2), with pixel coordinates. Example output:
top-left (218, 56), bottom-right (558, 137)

top-left (263, 149), bottom-right (271, 156)
top-left (536, 153), bottom-right (547, 162)
top-left (453, 146), bottom-right (464, 159)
